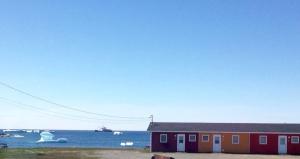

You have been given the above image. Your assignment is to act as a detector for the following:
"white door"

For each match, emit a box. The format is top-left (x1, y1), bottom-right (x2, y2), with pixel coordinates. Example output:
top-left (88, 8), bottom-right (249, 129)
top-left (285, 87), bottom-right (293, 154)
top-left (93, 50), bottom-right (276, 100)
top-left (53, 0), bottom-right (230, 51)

top-left (177, 134), bottom-right (185, 152)
top-left (278, 136), bottom-right (287, 154)
top-left (213, 135), bottom-right (222, 153)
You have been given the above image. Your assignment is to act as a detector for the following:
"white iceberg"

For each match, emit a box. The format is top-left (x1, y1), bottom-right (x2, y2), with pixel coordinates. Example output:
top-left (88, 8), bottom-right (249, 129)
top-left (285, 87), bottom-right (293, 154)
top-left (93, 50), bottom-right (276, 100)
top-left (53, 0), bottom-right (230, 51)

top-left (12, 134), bottom-right (24, 138)
top-left (36, 132), bottom-right (67, 143)
top-left (120, 141), bottom-right (133, 147)
top-left (113, 131), bottom-right (123, 135)
top-left (33, 130), bottom-right (40, 133)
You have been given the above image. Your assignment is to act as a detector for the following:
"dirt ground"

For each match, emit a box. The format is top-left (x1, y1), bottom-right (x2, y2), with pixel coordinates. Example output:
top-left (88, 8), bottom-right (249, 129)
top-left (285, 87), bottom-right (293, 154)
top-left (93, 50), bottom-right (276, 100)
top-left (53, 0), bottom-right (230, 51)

top-left (98, 150), bottom-right (300, 159)
top-left (1, 149), bottom-right (300, 159)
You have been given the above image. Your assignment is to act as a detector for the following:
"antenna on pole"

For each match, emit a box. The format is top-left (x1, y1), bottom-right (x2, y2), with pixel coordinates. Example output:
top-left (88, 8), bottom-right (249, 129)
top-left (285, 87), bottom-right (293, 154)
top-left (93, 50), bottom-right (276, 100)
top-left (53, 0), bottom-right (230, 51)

top-left (149, 115), bottom-right (153, 123)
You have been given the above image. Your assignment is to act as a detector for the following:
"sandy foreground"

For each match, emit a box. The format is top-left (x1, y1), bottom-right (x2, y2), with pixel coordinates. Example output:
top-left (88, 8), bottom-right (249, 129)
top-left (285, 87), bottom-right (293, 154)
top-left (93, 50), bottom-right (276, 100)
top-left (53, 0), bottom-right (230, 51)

top-left (98, 150), bottom-right (300, 159)
top-left (1, 149), bottom-right (300, 159)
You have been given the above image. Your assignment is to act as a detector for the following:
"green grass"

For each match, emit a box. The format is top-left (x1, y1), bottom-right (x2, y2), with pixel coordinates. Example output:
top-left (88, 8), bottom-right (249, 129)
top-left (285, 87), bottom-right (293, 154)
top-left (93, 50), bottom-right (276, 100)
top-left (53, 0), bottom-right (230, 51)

top-left (0, 148), bottom-right (149, 159)
top-left (0, 148), bottom-right (102, 159)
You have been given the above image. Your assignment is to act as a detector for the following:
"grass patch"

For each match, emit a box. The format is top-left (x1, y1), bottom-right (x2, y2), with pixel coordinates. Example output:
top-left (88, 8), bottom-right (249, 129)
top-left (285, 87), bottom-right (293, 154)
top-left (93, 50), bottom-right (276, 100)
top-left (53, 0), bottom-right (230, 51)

top-left (0, 148), bottom-right (104, 159)
top-left (0, 148), bottom-right (149, 159)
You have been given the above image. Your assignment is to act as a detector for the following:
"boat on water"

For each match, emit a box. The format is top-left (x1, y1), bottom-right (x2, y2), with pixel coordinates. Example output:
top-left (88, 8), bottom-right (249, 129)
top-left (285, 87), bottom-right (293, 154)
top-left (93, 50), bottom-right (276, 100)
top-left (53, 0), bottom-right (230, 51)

top-left (36, 132), bottom-right (67, 143)
top-left (120, 141), bottom-right (134, 147)
top-left (95, 126), bottom-right (113, 132)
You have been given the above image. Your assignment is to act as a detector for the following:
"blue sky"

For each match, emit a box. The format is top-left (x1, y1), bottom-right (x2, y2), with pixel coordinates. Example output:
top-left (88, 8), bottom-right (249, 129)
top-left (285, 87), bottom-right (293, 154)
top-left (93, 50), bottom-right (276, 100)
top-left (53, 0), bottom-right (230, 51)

top-left (0, 0), bottom-right (300, 130)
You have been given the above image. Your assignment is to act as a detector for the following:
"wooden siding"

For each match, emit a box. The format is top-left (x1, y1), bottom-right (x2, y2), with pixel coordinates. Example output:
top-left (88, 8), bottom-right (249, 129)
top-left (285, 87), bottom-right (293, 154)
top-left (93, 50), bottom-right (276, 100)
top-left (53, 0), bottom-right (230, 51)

top-left (198, 133), bottom-right (213, 152)
top-left (151, 132), bottom-right (198, 152)
top-left (151, 132), bottom-right (300, 154)
top-left (185, 133), bottom-right (199, 153)
top-left (287, 134), bottom-right (300, 155)
top-left (221, 133), bottom-right (250, 154)
top-left (152, 132), bottom-right (177, 152)
top-left (250, 134), bottom-right (278, 154)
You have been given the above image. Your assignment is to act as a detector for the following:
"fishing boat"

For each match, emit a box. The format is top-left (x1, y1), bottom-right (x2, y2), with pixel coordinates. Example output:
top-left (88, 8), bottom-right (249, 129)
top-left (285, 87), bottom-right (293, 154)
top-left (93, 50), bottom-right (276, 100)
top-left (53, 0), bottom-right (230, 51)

top-left (94, 126), bottom-right (113, 132)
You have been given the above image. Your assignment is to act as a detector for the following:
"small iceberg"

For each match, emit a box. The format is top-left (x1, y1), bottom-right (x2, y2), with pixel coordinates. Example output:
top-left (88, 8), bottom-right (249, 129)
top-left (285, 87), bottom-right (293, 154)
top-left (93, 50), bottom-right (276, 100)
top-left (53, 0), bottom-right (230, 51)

top-left (3, 129), bottom-right (25, 133)
top-left (12, 134), bottom-right (24, 138)
top-left (113, 131), bottom-right (123, 135)
top-left (120, 141), bottom-right (134, 147)
top-left (26, 130), bottom-right (33, 133)
top-left (36, 132), bottom-right (67, 143)
top-left (33, 130), bottom-right (40, 133)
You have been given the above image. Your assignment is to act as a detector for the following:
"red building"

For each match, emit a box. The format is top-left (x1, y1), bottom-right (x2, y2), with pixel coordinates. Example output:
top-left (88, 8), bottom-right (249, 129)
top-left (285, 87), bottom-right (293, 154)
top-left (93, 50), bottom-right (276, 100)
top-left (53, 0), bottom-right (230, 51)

top-left (148, 122), bottom-right (300, 155)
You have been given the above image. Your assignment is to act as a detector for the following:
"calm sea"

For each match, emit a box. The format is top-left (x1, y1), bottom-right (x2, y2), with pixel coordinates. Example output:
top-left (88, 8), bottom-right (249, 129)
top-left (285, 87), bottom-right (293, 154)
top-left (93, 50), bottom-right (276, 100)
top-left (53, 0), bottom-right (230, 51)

top-left (0, 130), bottom-right (150, 148)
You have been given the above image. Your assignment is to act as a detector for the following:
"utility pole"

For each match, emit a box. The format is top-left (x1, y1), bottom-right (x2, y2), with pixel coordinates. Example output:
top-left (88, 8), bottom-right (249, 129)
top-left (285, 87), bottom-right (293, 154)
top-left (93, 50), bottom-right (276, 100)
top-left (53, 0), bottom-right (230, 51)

top-left (149, 114), bottom-right (153, 123)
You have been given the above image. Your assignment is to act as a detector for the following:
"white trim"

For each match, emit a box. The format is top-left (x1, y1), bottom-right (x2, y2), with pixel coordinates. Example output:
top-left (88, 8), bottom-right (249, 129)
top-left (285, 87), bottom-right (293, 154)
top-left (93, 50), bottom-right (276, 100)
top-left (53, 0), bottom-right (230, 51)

top-left (189, 134), bottom-right (197, 142)
top-left (291, 136), bottom-right (299, 144)
top-left (160, 134), bottom-right (167, 143)
top-left (149, 131), bottom-right (300, 134)
top-left (202, 134), bottom-right (209, 142)
top-left (232, 135), bottom-right (240, 144)
top-left (259, 135), bottom-right (268, 145)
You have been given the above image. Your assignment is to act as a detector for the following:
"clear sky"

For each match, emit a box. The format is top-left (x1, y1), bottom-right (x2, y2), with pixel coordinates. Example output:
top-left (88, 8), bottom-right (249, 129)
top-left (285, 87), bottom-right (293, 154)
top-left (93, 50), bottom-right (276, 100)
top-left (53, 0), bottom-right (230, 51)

top-left (0, 0), bottom-right (300, 130)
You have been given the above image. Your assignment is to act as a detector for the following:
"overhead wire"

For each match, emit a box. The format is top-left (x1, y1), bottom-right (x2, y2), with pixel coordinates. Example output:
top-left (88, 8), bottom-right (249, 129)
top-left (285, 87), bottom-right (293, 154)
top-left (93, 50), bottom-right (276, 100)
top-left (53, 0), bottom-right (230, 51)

top-left (0, 81), bottom-right (149, 120)
top-left (0, 96), bottom-right (149, 123)
top-left (0, 98), bottom-right (146, 125)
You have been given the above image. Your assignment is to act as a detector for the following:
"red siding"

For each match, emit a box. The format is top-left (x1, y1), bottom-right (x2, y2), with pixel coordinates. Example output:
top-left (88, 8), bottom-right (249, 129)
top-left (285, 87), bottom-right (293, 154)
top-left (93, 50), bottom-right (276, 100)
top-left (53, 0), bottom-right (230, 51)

top-left (287, 134), bottom-right (300, 155)
top-left (151, 132), bottom-right (198, 152)
top-left (250, 134), bottom-right (278, 154)
top-left (185, 133), bottom-right (198, 153)
top-left (152, 132), bottom-right (177, 152)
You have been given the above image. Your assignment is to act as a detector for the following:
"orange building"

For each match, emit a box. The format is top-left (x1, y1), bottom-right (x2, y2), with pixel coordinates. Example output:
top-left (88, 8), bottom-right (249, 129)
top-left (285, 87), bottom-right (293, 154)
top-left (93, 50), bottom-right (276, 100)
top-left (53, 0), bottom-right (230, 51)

top-left (198, 132), bottom-right (250, 153)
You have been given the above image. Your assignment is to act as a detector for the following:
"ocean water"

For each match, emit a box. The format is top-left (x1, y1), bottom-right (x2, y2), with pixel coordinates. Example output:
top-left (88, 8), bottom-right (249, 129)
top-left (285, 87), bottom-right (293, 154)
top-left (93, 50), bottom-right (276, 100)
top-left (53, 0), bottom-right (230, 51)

top-left (0, 130), bottom-right (150, 148)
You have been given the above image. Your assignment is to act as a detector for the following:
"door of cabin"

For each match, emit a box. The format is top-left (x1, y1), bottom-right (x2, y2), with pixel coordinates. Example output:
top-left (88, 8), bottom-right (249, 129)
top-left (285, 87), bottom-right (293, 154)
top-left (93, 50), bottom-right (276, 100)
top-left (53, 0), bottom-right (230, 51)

top-left (213, 134), bottom-right (222, 153)
top-left (278, 135), bottom-right (287, 154)
top-left (177, 134), bottom-right (185, 152)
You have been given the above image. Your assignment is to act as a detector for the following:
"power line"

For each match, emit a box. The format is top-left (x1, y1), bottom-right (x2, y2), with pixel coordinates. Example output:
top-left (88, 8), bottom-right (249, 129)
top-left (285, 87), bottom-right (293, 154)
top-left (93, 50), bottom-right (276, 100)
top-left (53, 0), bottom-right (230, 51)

top-left (0, 81), bottom-right (148, 120)
top-left (0, 97), bottom-right (147, 124)
top-left (0, 97), bottom-right (148, 122)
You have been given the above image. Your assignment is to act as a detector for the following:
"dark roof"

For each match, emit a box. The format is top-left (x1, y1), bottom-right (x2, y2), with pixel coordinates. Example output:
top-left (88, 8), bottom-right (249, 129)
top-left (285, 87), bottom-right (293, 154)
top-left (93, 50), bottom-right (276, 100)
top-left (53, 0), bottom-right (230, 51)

top-left (147, 122), bottom-right (300, 133)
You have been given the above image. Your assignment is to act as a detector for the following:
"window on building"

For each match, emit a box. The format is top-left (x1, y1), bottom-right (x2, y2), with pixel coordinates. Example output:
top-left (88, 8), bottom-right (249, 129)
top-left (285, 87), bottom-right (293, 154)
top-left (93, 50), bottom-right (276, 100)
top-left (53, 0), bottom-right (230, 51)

top-left (189, 134), bottom-right (197, 142)
top-left (259, 135), bottom-right (267, 145)
top-left (291, 136), bottom-right (299, 144)
top-left (202, 135), bottom-right (209, 142)
top-left (232, 135), bottom-right (239, 144)
top-left (160, 134), bottom-right (167, 143)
